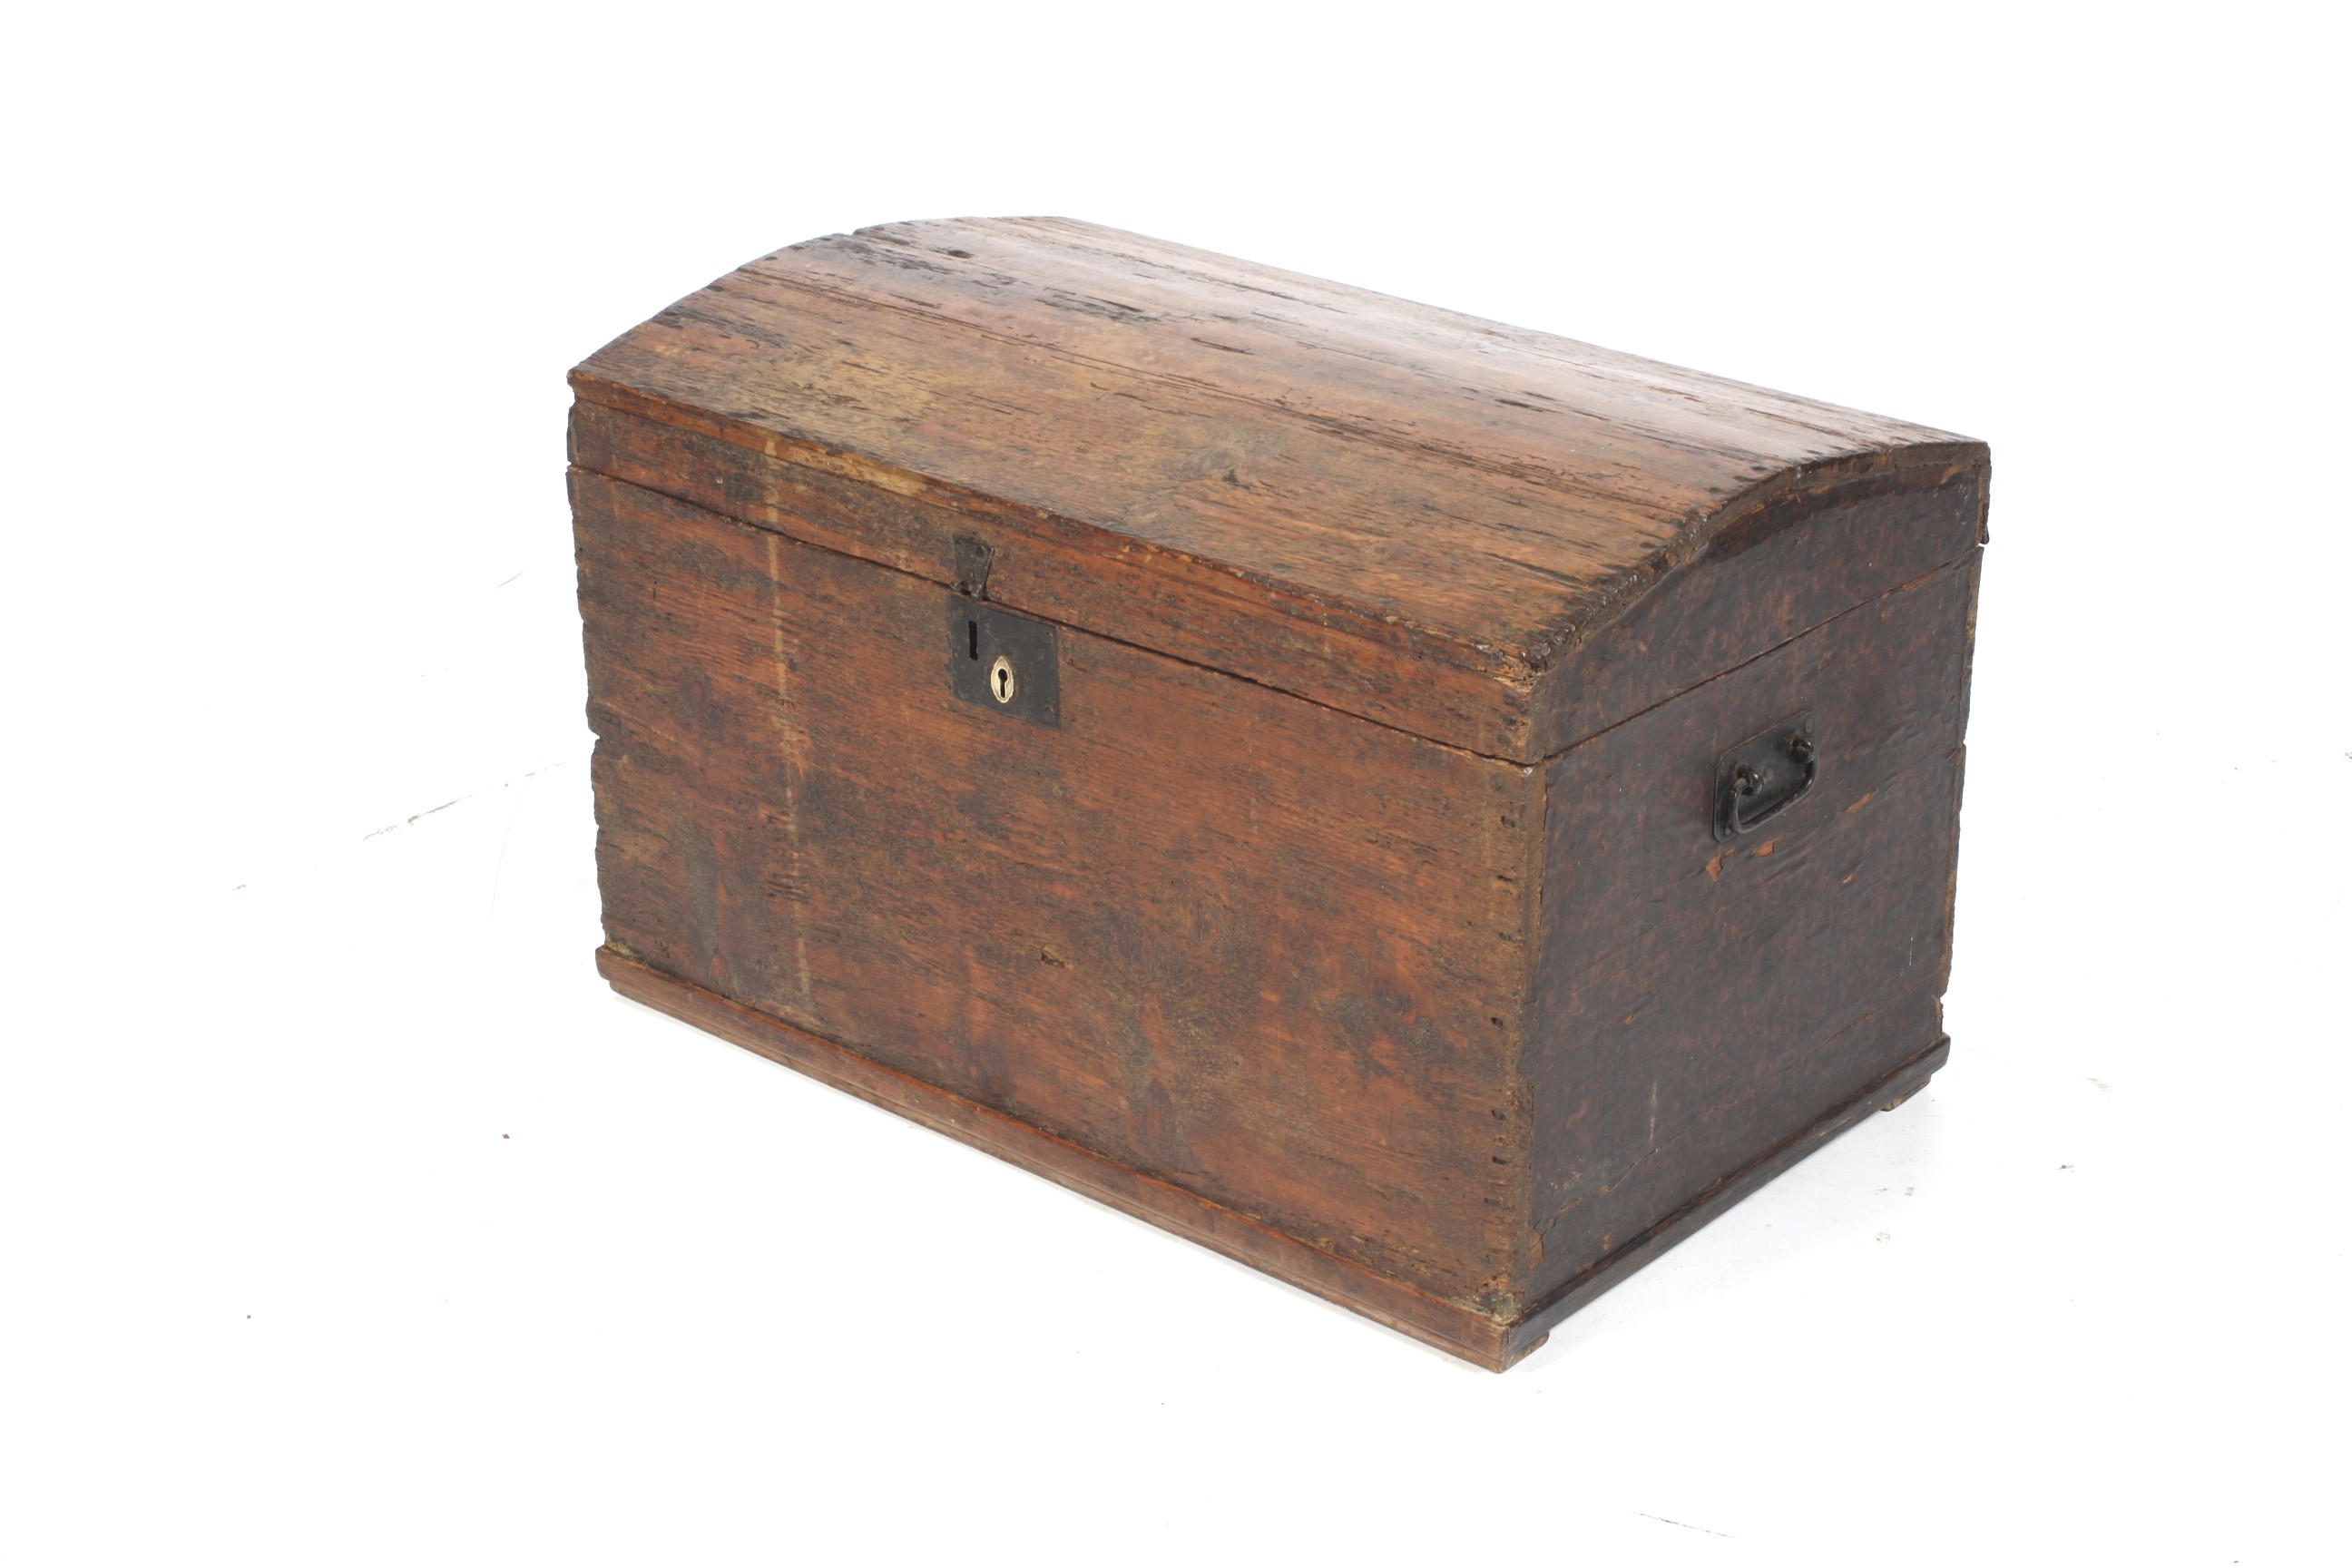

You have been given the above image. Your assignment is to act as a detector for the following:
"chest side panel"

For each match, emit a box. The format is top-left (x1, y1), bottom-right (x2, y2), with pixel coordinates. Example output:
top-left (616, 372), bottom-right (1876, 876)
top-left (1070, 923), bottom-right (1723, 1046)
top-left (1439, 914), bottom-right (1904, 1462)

top-left (572, 469), bottom-right (1542, 1307)
top-left (1524, 551), bottom-right (1978, 1302)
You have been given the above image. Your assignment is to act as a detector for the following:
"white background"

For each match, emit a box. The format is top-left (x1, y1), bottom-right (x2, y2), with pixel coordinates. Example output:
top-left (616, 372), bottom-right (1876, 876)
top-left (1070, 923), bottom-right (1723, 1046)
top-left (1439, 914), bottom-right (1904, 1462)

top-left (5, 4), bottom-right (2346, 1563)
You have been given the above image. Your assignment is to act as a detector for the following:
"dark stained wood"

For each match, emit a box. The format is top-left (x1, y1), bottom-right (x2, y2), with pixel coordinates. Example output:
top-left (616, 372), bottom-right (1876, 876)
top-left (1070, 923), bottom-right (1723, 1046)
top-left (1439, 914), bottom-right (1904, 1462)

top-left (1501, 1034), bottom-right (1950, 1363)
top-left (1526, 553), bottom-right (1981, 1302)
top-left (1534, 466), bottom-right (1985, 754)
top-left (568, 219), bottom-right (1987, 1367)
top-left (573, 217), bottom-right (1983, 760)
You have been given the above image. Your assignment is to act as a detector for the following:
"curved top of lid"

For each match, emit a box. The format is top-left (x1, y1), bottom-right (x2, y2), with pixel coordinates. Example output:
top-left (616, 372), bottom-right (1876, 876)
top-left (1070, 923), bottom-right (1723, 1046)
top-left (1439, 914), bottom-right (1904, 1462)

top-left (573, 217), bottom-right (1984, 757)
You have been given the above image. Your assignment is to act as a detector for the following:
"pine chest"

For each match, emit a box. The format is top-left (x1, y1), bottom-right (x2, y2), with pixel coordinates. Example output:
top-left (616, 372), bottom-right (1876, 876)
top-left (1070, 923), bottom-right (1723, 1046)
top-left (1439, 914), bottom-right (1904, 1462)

top-left (567, 218), bottom-right (1986, 1369)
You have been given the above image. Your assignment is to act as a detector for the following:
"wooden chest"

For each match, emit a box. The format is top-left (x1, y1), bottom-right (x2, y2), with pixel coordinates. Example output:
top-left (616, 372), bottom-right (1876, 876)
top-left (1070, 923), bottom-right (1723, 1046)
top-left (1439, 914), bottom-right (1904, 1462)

top-left (567, 218), bottom-right (1986, 1369)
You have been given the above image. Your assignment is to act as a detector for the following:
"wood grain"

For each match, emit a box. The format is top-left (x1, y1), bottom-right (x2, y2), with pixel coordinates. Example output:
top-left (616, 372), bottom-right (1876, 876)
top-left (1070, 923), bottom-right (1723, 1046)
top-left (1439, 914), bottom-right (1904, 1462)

top-left (574, 468), bottom-right (1543, 1309)
top-left (1525, 552), bottom-right (1980, 1301)
top-left (568, 399), bottom-right (1528, 757)
top-left (596, 946), bottom-right (1533, 1370)
top-left (1501, 1034), bottom-right (1950, 1363)
top-left (1534, 466), bottom-right (1984, 753)
top-left (573, 217), bottom-right (1984, 759)
top-left (568, 220), bottom-right (1987, 1366)
top-left (601, 945), bottom-right (1943, 1371)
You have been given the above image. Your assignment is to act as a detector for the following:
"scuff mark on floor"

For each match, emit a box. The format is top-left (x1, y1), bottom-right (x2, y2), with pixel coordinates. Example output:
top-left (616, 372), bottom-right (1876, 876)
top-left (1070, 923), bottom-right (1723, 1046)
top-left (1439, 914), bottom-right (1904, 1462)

top-left (365, 796), bottom-right (469, 839)
top-left (361, 760), bottom-right (572, 841)
top-left (1632, 1512), bottom-right (1735, 1539)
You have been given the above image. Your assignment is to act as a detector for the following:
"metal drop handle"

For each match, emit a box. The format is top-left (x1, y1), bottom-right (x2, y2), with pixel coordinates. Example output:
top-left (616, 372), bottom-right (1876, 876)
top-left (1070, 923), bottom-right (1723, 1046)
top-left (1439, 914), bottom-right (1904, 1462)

top-left (1713, 713), bottom-right (1818, 842)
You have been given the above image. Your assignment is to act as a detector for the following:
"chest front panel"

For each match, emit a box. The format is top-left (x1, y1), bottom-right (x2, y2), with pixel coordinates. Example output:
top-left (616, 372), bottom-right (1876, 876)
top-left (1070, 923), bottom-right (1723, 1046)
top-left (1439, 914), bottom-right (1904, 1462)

top-left (573, 469), bottom-right (1544, 1304)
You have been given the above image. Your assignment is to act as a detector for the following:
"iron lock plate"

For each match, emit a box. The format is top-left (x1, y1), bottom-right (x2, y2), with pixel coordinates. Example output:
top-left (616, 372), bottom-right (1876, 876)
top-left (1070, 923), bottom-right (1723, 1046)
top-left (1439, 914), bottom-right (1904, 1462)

top-left (948, 600), bottom-right (1061, 728)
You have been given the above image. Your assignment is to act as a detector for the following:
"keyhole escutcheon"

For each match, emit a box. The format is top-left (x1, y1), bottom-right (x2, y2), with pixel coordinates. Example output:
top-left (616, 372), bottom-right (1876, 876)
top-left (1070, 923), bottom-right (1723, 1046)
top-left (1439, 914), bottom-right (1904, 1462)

top-left (947, 601), bottom-right (1058, 728)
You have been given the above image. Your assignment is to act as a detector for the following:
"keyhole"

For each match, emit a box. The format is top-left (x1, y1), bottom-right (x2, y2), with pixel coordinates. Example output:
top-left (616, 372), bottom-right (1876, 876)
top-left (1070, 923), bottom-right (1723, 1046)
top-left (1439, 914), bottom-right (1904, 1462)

top-left (989, 655), bottom-right (1016, 703)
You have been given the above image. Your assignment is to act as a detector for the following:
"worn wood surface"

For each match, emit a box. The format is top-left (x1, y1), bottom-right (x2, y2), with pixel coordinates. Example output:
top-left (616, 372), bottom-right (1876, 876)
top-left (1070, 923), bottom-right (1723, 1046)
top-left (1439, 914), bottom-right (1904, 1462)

top-left (596, 946), bottom-right (1535, 1370)
top-left (1527, 552), bottom-right (1980, 1302)
top-left (573, 217), bottom-right (1984, 759)
top-left (1502, 1034), bottom-right (1950, 1362)
top-left (568, 400), bottom-right (1528, 756)
top-left (1534, 467), bottom-right (1984, 753)
top-left (573, 469), bottom-right (1543, 1310)
top-left (569, 219), bottom-right (1987, 1366)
